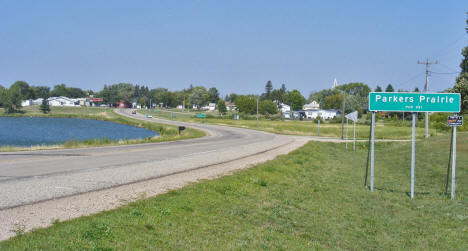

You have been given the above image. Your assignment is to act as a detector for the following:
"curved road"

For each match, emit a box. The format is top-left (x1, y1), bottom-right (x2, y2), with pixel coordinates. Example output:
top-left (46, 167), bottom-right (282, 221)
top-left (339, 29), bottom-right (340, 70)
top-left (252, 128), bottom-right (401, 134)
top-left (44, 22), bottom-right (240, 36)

top-left (0, 109), bottom-right (298, 210)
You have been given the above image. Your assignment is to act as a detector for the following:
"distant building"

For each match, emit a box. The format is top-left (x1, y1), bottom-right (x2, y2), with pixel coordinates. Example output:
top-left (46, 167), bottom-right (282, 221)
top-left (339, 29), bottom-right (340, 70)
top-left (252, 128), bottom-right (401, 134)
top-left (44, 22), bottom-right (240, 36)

top-left (286, 109), bottom-right (340, 120)
top-left (303, 101), bottom-right (320, 110)
top-left (225, 102), bottom-right (237, 111)
top-left (47, 97), bottom-right (78, 106)
top-left (279, 103), bottom-right (290, 113)
top-left (202, 103), bottom-right (216, 111)
top-left (332, 78), bottom-right (338, 89)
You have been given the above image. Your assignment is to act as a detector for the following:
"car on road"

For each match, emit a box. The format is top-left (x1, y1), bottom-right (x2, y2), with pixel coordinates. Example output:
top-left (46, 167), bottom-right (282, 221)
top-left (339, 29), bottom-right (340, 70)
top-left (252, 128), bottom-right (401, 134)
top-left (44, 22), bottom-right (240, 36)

top-left (131, 110), bottom-right (137, 114)
top-left (146, 114), bottom-right (152, 118)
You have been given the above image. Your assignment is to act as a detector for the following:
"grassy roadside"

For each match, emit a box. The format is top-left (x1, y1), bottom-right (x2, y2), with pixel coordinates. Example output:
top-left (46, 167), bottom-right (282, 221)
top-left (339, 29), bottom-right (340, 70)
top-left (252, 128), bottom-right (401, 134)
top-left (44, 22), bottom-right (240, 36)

top-left (2, 133), bottom-right (466, 250)
top-left (139, 109), bottom-right (440, 139)
top-left (0, 107), bottom-right (204, 151)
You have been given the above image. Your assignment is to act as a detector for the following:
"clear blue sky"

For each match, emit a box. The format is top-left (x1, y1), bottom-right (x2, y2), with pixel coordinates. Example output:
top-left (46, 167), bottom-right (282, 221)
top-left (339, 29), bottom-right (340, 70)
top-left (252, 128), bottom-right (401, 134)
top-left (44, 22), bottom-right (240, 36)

top-left (0, 1), bottom-right (467, 98)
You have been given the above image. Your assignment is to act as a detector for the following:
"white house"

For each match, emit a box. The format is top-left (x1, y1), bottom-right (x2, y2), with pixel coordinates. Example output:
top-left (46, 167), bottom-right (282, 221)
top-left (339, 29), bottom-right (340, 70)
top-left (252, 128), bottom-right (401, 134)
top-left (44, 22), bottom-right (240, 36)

top-left (303, 101), bottom-right (320, 110)
top-left (287, 109), bottom-right (340, 120)
top-left (202, 103), bottom-right (216, 111)
top-left (279, 103), bottom-right (290, 113)
top-left (21, 98), bottom-right (44, 106)
top-left (225, 102), bottom-right (237, 111)
top-left (47, 96), bottom-right (78, 106)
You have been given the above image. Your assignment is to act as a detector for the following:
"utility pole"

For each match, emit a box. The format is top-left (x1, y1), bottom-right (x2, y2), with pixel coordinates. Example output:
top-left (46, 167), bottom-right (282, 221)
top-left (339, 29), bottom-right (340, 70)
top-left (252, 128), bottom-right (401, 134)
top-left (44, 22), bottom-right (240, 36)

top-left (256, 96), bottom-right (259, 128)
top-left (341, 90), bottom-right (346, 139)
top-left (418, 59), bottom-right (437, 138)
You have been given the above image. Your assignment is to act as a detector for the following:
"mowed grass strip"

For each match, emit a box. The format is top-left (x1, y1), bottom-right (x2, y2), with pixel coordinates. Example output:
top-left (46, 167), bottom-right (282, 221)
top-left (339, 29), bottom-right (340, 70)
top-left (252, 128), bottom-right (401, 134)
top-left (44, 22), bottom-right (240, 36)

top-left (142, 109), bottom-right (439, 139)
top-left (1, 133), bottom-right (467, 250)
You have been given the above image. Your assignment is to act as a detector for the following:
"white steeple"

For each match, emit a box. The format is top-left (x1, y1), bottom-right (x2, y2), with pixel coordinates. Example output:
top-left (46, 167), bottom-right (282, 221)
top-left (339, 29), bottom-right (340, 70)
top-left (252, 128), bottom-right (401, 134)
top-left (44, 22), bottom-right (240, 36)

top-left (332, 78), bottom-right (338, 89)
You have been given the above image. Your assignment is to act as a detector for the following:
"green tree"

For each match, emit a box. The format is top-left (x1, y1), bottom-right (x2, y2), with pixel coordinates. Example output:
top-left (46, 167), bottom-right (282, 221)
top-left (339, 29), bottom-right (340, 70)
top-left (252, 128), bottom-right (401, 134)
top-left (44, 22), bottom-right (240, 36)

top-left (51, 84), bottom-right (85, 98)
top-left (235, 95), bottom-right (256, 114)
top-left (450, 14), bottom-right (468, 113)
top-left (217, 99), bottom-right (227, 115)
top-left (10, 81), bottom-right (34, 100)
top-left (414, 87), bottom-right (420, 92)
top-left (375, 86), bottom-right (383, 92)
top-left (286, 89), bottom-right (306, 111)
top-left (322, 93), bottom-right (343, 110)
top-left (0, 85), bottom-right (6, 107)
top-left (385, 84), bottom-right (394, 92)
top-left (208, 87), bottom-right (219, 103)
top-left (40, 98), bottom-right (50, 114)
top-left (259, 100), bottom-right (278, 115)
top-left (3, 89), bottom-right (22, 113)
top-left (189, 86), bottom-right (208, 109)
top-left (32, 86), bottom-right (50, 99)
top-left (263, 80), bottom-right (273, 100)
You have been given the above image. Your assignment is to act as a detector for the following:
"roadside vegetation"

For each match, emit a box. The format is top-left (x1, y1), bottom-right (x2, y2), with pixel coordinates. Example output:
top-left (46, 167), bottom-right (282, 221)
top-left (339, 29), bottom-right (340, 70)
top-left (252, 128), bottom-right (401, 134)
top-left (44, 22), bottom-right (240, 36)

top-left (139, 109), bottom-right (446, 139)
top-left (0, 106), bottom-right (204, 151)
top-left (1, 133), bottom-right (466, 249)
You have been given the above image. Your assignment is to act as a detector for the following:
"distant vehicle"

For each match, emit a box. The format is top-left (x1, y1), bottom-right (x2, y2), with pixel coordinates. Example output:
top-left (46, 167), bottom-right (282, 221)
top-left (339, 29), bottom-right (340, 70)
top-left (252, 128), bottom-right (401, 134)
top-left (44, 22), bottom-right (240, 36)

top-left (131, 110), bottom-right (137, 114)
top-left (146, 114), bottom-right (152, 118)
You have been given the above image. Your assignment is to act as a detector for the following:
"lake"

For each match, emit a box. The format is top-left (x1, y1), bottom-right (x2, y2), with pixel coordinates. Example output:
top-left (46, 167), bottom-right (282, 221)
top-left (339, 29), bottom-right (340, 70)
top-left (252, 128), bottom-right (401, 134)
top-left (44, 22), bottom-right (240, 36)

top-left (0, 117), bottom-right (158, 146)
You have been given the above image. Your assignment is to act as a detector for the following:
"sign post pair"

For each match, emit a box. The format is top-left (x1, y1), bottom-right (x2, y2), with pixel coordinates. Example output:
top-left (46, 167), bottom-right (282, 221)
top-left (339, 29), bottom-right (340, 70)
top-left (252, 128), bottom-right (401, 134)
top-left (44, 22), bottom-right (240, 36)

top-left (368, 92), bottom-right (461, 199)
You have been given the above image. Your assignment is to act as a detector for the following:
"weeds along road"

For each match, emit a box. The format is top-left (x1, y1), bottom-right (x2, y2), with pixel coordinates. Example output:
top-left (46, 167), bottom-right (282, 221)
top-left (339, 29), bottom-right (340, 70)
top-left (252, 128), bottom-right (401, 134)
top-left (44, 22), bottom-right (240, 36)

top-left (0, 109), bottom-right (300, 210)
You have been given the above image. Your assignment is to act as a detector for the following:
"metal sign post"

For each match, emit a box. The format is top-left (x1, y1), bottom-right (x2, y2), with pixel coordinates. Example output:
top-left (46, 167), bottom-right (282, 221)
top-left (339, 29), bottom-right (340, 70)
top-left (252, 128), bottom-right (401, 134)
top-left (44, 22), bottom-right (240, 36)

top-left (368, 92), bottom-right (460, 198)
top-left (447, 115), bottom-right (462, 199)
top-left (345, 111), bottom-right (358, 151)
top-left (346, 118), bottom-right (349, 149)
top-left (370, 111), bottom-right (375, 192)
top-left (353, 120), bottom-right (356, 151)
top-left (318, 119), bottom-right (320, 136)
top-left (451, 125), bottom-right (457, 199)
top-left (411, 113), bottom-right (416, 199)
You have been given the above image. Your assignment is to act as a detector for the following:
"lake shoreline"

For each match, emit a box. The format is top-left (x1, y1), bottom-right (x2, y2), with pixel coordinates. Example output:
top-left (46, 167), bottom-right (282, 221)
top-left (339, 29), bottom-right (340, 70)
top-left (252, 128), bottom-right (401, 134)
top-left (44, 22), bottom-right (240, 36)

top-left (0, 107), bottom-right (204, 152)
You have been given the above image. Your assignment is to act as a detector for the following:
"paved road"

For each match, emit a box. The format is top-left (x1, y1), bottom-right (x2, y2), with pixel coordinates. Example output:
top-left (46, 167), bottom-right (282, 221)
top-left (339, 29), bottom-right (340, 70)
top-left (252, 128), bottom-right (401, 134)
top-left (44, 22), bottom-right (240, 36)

top-left (0, 109), bottom-right (296, 210)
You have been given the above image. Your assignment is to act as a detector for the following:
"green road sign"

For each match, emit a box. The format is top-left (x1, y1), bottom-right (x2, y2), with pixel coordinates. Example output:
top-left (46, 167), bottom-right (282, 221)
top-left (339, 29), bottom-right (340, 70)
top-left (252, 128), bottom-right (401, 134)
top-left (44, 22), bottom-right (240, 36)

top-left (368, 92), bottom-right (460, 112)
top-left (196, 113), bottom-right (207, 118)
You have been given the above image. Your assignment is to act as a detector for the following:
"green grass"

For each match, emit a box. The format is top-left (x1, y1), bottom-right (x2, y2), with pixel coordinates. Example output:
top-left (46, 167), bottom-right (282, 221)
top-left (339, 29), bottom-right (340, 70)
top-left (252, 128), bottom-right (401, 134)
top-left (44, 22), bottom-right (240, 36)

top-left (0, 106), bottom-right (204, 151)
top-left (141, 109), bottom-right (441, 139)
top-left (2, 133), bottom-right (466, 250)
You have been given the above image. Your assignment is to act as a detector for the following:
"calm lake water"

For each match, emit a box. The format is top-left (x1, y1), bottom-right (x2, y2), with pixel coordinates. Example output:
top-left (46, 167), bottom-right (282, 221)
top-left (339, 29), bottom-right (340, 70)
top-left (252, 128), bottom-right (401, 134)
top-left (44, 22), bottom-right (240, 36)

top-left (0, 117), bottom-right (158, 146)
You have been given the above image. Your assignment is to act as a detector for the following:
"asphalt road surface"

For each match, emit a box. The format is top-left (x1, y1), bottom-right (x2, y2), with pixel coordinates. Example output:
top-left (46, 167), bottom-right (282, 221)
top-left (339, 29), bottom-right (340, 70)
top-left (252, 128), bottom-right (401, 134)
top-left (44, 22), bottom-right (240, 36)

top-left (0, 109), bottom-right (296, 210)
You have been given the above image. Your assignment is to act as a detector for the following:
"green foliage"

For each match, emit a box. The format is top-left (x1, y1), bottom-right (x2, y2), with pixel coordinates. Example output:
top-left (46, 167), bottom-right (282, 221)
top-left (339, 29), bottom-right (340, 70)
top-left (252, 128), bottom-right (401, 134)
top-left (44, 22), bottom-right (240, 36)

top-left (189, 86), bottom-right (208, 109)
top-left (217, 99), bottom-right (227, 115)
top-left (51, 84), bottom-right (85, 98)
top-left (259, 100), bottom-right (278, 115)
top-left (286, 89), bottom-right (306, 111)
top-left (375, 85), bottom-right (383, 92)
top-left (235, 95), bottom-right (257, 114)
top-left (262, 80), bottom-right (273, 100)
top-left (451, 73), bottom-right (468, 114)
top-left (208, 87), bottom-right (219, 103)
top-left (385, 84), bottom-right (394, 92)
top-left (322, 93), bottom-right (343, 109)
top-left (40, 99), bottom-right (51, 114)
top-left (3, 88), bottom-right (22, 113)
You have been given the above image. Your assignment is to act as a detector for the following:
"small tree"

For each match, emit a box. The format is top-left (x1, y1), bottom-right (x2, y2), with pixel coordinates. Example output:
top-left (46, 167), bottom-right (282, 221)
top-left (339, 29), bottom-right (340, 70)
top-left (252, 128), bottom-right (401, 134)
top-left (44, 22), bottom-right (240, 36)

top-left (259, 100), bottom-right (278, 115)
top-left (217, 99), bottom-right (227, 115)
top-left (287, 89), bottom-right (306, 111)
top-left (375, 86), bottom-right (383, 92)
top-left (4, 89), bottom-right (22, 113)
top-left (40, 98), bottom-right (51, 114)
top-left (385, 84), bottom-right (394, 92)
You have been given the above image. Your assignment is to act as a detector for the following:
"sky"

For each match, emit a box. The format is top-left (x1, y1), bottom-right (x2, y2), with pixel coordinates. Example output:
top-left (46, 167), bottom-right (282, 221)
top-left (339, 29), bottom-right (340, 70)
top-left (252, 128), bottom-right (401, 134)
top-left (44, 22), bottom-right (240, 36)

top-left (0, 0), bottom-right (467, 98)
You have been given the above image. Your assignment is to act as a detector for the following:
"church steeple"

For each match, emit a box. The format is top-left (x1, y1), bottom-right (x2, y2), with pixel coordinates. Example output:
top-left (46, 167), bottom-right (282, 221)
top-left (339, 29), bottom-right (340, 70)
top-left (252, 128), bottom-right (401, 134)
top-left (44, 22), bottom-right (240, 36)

top-left (332, 78), bottom-right (338, 89)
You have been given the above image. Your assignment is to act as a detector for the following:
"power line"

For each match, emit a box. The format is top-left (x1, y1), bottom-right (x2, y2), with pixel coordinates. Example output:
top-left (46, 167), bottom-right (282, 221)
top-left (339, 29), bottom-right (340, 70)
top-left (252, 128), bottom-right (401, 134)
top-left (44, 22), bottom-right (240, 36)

top-left (417, 59), bottom-right (437, 139)
top-left (429, 71), bottom-right (460, 75)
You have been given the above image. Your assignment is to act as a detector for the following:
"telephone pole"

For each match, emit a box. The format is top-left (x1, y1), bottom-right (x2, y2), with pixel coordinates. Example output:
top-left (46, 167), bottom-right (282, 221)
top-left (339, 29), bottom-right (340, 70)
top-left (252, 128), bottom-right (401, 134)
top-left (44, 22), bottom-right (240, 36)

top-left (418, 59), bottom-right (437, 139)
